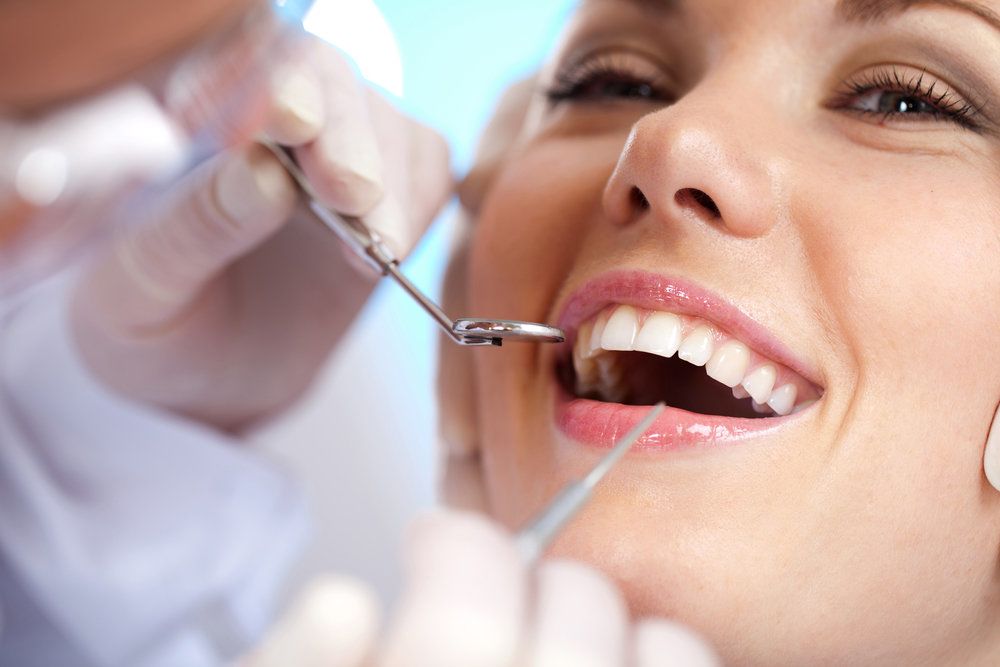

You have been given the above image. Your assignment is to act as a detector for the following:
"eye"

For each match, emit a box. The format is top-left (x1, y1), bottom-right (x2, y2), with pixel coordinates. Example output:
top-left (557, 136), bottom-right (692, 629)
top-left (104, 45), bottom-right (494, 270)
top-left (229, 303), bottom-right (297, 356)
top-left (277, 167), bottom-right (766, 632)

top-left (545, 49), bottom-right (673, 105)
top-left (829, 65), bottom-right (981, 130)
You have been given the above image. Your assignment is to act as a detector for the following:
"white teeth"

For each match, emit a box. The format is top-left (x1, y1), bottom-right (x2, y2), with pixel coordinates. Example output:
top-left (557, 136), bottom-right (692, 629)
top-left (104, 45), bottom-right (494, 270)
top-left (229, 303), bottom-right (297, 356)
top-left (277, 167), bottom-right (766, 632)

top-left (589, 311), bottom-right (609, 356)
top-left (741, 364), bottom-right (777, 405)
top-left (767, 383), bottom-right (798, 416)
top-left (677, 326), bottom-right (715, 367)
top-left (705, 340), bottom-right (750, 388)
top-left (601, 306), bottom-right (640, 351)
top-left (578, 321), bottom-right (598, 360)
top-left (570, 305), bottom-right (816, 415)
top-left (634, 312), bottom-right (682, 358)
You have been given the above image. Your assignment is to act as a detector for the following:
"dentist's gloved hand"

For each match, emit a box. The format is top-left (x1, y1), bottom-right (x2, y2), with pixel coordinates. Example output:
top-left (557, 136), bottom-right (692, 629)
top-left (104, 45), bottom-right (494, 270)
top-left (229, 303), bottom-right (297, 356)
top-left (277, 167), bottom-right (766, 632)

top-left (70, 38), bottom-right (451, 430)
top-left (242, 511), bottom-right (718, 667)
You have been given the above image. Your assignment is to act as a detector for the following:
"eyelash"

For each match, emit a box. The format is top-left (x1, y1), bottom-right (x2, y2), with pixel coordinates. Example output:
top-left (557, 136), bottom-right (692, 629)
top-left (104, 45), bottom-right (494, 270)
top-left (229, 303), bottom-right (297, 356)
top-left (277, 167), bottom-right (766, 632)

top-left (545, 52), bottom-right (673, 105)
top-left (829, 66), bottom-right (980, 130)
top-left (546, 54), bottom-right (982, 131)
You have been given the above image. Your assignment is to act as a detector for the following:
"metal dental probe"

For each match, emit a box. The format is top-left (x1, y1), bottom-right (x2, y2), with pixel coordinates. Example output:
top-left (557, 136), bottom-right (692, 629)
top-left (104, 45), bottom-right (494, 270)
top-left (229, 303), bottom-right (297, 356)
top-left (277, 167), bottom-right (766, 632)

top-left (515, 402), bottom-right (667, 563)
top-left (261, 140), bottom-right (565, 347)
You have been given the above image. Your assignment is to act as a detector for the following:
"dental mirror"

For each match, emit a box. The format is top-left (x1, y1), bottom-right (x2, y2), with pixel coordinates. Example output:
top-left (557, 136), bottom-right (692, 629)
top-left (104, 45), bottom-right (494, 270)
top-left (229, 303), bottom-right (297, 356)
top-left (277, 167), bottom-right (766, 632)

top-left (261, 140), bottom-right (566, 347)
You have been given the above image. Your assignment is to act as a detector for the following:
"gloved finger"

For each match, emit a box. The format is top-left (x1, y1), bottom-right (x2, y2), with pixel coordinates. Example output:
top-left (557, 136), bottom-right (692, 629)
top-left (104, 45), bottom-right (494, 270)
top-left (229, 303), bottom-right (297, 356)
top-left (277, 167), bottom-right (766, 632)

top-left (361, 87), bottom-right (451, 259)
top-left (263, 64), bottom-right (325, 147)
top-left (242, 576), bottom-right (381, 667)
top-left (294, 46), bottom-right (383, 217)
top-left (89, 142), bottom-right (295, 331)
top-left (522, 559), bottom-right (628, 667)
top-left (631, 619), bottom-right (720, 667)
top-left (378, 510), bottom-right (526, 667)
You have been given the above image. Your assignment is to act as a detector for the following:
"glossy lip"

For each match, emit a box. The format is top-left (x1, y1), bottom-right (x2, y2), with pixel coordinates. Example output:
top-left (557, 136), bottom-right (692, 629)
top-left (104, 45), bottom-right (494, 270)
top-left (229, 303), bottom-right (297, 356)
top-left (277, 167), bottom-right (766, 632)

top-left (555, 387), bottom-right (796, 451)
top-left (550, 269), bottom-right (823, 451)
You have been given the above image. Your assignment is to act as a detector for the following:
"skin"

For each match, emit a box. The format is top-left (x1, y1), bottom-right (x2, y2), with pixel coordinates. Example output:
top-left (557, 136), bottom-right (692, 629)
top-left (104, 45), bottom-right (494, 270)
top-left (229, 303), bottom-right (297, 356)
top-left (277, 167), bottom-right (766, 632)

top-left (0, 0), bottom-right (256, 113)
top-left (445, 0), bottom-right (1000, 663)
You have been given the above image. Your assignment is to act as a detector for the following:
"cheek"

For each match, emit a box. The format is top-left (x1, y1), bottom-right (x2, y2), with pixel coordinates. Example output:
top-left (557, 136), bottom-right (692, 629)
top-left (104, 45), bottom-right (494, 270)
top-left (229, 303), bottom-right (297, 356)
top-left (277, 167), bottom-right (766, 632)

top-left (801, 156), bottom-right (1000, 414)
top-left (793, 155), bottom-right (1000, 601)
top-left (468, 134), bottom-right (626, 318)
top-left (467, 137), bottom-right (619, 521)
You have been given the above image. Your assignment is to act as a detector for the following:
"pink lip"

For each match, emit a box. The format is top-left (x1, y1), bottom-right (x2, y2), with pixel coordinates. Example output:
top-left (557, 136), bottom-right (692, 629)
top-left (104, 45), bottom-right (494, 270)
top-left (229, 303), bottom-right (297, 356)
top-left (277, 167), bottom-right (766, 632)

top-left (555, 390), bottom-right (790, 451)
top-left (551, 270), bottom-right (821, 451)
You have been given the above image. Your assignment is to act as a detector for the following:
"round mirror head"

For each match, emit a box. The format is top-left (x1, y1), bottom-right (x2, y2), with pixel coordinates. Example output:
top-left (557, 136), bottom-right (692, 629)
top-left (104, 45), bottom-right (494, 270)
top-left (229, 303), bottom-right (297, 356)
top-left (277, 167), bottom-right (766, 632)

top-left (452, 319), bottom-right (566, 345)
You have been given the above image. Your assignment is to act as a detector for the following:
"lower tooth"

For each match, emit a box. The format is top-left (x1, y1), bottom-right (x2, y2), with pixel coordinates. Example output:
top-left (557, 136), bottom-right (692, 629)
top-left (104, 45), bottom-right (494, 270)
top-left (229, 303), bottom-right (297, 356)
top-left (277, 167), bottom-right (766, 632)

top-left (573, 359), bottom-right (597, 396)
top-left (595, 356), bottom-right (627, 403)
top-left (732, 385), bottom-right (750, 399)
top-left (577, 377), bottom-right (598, 398)
top-left (752, 400), bottom-right (772, 415)
top-left (767, 384), bottom-right (798, 416)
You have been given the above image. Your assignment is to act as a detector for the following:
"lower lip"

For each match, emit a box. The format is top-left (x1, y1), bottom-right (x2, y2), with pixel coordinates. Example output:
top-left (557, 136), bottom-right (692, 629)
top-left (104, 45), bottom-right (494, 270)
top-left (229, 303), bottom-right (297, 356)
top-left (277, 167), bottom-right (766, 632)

top-left (554, 386), bottom-right (789, 451)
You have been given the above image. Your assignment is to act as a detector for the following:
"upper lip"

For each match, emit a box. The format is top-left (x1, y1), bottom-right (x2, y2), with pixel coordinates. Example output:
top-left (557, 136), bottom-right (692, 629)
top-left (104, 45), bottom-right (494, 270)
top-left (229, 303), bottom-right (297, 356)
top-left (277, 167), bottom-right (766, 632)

top-left (551, 269), bottom-right (825, 389)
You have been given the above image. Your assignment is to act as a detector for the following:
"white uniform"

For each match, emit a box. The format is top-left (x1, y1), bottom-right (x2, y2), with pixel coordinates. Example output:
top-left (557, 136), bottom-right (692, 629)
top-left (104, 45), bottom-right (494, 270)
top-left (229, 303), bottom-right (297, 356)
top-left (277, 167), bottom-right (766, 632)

top-left (0, 275), bottom-right (308, 666)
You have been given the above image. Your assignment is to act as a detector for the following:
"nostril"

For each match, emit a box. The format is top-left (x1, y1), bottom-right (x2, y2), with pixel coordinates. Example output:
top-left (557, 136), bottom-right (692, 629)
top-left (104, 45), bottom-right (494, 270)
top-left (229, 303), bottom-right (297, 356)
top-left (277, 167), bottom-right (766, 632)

top-left (676, 188), bottom-right (721, 219)
top-left (630, 186), bottom-right (650, 212)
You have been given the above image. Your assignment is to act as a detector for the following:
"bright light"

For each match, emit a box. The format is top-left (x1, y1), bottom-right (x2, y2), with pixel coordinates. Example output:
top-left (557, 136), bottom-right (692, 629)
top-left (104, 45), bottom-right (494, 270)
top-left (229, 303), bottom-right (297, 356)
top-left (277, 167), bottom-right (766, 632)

top-left (304, 0), bottom-right (404, 98)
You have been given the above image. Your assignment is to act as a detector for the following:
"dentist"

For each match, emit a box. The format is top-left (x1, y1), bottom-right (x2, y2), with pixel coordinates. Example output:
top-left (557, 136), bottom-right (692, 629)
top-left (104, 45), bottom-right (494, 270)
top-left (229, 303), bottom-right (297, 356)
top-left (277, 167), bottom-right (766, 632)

top-left (0, 1), bottom-right (714, 665)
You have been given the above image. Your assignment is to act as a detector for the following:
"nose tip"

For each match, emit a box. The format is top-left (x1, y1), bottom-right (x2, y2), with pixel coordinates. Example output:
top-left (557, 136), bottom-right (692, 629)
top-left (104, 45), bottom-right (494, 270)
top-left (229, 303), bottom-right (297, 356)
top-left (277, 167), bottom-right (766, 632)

top-left (602, 113), bottom-right (782, 239)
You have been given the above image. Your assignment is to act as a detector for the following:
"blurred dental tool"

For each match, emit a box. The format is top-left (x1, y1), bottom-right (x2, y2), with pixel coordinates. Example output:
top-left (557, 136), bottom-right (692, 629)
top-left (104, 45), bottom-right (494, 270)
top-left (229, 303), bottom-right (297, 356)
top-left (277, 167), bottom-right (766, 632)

top-left (516, 402), bottom-right (666, 563)
top-left (260, 140), bottom-right (565, 347)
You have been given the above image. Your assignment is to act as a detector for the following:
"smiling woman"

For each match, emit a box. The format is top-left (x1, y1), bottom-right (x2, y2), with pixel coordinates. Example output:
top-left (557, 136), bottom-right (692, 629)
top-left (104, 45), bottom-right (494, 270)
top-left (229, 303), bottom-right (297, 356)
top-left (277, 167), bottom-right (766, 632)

top-left (441, 0), bottom-right (1000, 663)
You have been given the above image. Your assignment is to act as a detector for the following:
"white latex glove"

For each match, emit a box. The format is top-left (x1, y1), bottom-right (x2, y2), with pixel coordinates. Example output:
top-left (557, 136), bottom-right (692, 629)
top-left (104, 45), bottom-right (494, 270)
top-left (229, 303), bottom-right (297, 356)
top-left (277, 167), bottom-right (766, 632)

top-left (70, 37), bottom-right (451, 430)
top-left (241, 511), bottom-right (718, 667)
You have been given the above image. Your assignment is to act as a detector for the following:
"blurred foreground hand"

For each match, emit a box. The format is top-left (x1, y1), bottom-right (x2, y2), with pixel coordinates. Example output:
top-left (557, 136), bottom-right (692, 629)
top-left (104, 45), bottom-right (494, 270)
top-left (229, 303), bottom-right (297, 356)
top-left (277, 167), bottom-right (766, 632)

top-left (242, 511), bottom-right (718, 667)
top-left (72, 38), bottom-right (451, 431)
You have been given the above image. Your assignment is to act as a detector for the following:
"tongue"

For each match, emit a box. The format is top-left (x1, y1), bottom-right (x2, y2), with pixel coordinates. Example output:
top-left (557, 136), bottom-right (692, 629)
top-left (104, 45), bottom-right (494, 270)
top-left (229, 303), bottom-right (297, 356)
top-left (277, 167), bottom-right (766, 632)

top-left (606, 352), bottom-right (763, 419)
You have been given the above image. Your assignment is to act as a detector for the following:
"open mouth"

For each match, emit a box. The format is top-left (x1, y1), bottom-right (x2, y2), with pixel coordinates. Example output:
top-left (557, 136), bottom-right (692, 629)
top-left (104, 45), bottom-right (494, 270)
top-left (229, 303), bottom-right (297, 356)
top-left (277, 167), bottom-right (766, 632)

top-left (550, 271), bottom-right (825, 450)
top-left (558, 304), bottom-right (821, 418)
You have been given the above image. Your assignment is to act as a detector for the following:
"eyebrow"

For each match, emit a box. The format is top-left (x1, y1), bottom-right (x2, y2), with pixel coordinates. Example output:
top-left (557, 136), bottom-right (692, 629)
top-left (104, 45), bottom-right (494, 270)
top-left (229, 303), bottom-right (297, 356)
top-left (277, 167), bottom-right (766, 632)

top-left (836, 0), bottom-right (1000, 32)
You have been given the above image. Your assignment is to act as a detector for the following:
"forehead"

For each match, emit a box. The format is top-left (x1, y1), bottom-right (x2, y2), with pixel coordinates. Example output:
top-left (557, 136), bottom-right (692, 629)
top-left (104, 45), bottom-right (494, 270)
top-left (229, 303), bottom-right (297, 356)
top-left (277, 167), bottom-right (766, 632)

top-left (581, 0), bottom-right (1000, 27)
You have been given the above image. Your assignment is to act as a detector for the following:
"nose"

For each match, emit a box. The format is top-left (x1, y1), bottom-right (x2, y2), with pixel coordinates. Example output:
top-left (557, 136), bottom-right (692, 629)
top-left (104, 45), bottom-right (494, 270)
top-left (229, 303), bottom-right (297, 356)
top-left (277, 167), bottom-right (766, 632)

top-left (602, 94), bottom-right (784, 239)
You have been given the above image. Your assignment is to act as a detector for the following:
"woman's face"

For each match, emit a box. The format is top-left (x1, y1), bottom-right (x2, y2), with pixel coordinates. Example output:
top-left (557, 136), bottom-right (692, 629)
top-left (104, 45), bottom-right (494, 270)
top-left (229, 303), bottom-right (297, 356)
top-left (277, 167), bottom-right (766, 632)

top-left (461, 0), bottom-right (1000, 663)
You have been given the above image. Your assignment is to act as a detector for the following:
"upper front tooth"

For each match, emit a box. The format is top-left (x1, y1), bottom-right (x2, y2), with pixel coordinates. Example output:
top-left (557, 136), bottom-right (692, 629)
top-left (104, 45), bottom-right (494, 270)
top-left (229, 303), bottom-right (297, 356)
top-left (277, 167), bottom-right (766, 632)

top-left (706, 340), bottom-right (750, 387)
top-left (741, 364), bottom-right (777, 404)
top-left (601, 306), bottom-right (639, 351)
top-left (677, 325), bottom-right (715, 366)
top-left (634, 312), bottom-right (682, 358)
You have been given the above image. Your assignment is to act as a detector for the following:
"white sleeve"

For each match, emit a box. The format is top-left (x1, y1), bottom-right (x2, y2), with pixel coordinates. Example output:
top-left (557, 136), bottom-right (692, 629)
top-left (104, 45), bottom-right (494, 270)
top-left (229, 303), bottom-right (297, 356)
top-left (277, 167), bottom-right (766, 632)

top-left (0, 276), bottom-right (309, 667)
